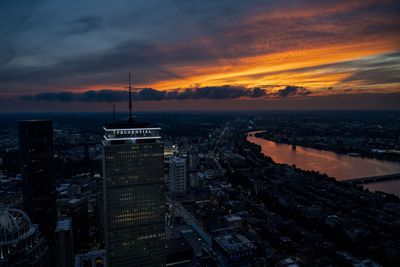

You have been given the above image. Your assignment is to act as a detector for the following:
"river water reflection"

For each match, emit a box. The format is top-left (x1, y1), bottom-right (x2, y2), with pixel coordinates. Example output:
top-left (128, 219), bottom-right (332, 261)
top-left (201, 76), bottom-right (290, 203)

top-left (247, 131), bottom-right (400, 196)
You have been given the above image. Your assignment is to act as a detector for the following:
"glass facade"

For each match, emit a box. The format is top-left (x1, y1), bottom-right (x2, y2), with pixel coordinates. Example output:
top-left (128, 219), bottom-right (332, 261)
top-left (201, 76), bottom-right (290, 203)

top-left (18, 120), bottom-right (57, 242)
top-left (102, 124), bottom-right (165, 266)
top-left (0, 208), bottom-right (49, 266)
top-left (169, 157), bottom-right (187, 195)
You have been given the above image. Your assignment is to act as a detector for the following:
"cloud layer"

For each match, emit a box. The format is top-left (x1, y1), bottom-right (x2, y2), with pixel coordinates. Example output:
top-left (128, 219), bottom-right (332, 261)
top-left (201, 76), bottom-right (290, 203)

top-left (275, 86), bottom-right (311, 98)
top-left (0, 0), bottom-right (399, 110)
top-left (20, 86), bottom-right (272, 102)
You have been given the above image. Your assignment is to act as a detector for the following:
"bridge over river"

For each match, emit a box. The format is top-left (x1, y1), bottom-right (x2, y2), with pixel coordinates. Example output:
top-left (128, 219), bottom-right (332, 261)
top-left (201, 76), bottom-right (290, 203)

top-left (341, 173), bottom-right (400, 185)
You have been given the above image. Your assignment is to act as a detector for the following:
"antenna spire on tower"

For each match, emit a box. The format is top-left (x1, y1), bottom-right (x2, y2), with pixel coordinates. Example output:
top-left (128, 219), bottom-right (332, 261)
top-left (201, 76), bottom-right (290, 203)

top-left (128, 72), bottom-right (133, 121)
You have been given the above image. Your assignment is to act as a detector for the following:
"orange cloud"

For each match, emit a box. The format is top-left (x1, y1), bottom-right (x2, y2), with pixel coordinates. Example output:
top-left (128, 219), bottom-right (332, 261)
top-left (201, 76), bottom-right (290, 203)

top-left (47, 0), bottom-right (400, 99)
top-left (148, 38), bottom-right (399, 94)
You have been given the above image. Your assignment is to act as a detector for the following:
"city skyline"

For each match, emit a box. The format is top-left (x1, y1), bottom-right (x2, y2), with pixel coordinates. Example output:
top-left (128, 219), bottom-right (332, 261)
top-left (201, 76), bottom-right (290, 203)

top-left (0, 0), bottom-right (399, 111)
top-left (1, 110), bottom-right (400, 266)
top-left (1, 2), bottom-right (400, 265)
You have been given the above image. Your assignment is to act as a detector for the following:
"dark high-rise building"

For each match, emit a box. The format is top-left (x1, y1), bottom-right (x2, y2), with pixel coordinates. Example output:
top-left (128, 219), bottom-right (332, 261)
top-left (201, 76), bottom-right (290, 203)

top-left (102, 120), bottom-right (166, 266)
top-left (18, 120), bottom-right (57, 240)
top-left (55, 217), bottom-right (74, 267)
top-left (102, 73), bottom-right (166, 266)
top-left (58, 198), bottom-right (90, 253)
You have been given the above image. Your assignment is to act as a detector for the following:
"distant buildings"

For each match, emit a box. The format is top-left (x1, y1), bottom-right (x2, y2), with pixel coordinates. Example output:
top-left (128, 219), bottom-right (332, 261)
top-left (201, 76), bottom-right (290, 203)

top-left (18, 120), bottom-right (57, 241)
top-left (58, 198), bottom-right (89, 254)
top-left (55, 217), bottom-right (74, 267)
top-left (169, 156), bottom-right (187, 196)
top-left (102, 119), bottom-right (166, 266)
top-left (0, 207), bottom-right (49, 266)
top-left (55, 174), bottom-right (104, 247)
top-left (211, 228), bottom-right (255, 266)
top-left (74, 249), bottom-right (106, 267)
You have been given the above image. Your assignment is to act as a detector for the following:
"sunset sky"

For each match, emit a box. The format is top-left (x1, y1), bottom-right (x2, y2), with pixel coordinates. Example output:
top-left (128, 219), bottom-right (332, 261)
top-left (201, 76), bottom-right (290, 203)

top-left (0, 0), bottom-right (399, 111)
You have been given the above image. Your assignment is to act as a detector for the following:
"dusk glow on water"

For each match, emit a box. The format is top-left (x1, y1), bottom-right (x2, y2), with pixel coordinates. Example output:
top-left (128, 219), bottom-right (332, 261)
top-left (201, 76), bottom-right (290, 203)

top-left (247, 131), bottom-right (400, 181)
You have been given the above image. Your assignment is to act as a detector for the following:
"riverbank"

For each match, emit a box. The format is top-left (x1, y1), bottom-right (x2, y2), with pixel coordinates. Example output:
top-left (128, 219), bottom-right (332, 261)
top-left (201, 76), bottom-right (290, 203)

top-left (255, 131), bottom-right (400, 163)
top-left (247, 131), bottom-right (400, 196)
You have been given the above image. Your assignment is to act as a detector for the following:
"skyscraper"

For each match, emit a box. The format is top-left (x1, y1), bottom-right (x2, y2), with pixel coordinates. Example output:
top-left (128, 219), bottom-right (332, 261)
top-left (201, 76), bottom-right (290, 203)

top-left (102, 74), bottom-right (166, 266)
top-left (18, 120), bottom-right (57, 241)
top-left (55, 217), bottom-right (74, 267)
top-left (58, 198), bottom-right (90, 253)
top-left (169, 156), bottom-right (187, 196)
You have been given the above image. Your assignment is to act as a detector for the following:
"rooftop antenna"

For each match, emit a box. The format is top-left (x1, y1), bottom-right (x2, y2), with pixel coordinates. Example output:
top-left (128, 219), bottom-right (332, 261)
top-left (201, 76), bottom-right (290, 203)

top-left (112, 104), bottom-right (116, 124)
top-left (128, 72), bottom-right (133, 121)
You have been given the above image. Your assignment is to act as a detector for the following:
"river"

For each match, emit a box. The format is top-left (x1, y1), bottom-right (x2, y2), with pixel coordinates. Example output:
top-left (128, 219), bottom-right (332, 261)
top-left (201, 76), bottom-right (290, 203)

top-left (247, 131), bottom-right (400, 196)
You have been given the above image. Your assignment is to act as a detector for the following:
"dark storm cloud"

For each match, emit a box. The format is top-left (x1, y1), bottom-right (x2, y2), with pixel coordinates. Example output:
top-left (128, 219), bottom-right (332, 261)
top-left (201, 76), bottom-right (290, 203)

top-left (64, 16), bottom-right (103, 35)
top-left (0, 0), bottom-right (398, 94)
top-left (342, 69), bottom-right (400, 85)
top-left (0, 46), bottom-right (14, 65)
top-left (0, 0), bottom-right (271, 90)
top-left (0, 38), bottom-right (225, 86)
top-left (0, 0), bottom-right (399, 108)
top-left (20, 86), bottom-right (268, 102)
top-left (275, 86), bottom-right (311, 97)
top-left (340, 52), bottom-right (400, 85)
top-left (8, 93), bottom-right (400, 112)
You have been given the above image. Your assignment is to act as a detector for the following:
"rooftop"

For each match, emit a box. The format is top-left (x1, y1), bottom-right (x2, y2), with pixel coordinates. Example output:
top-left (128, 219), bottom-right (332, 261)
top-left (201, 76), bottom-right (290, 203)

top-left (214, 232), bottom-right (253, 252)
top-left (55, 218), bottom-right (72, 232)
